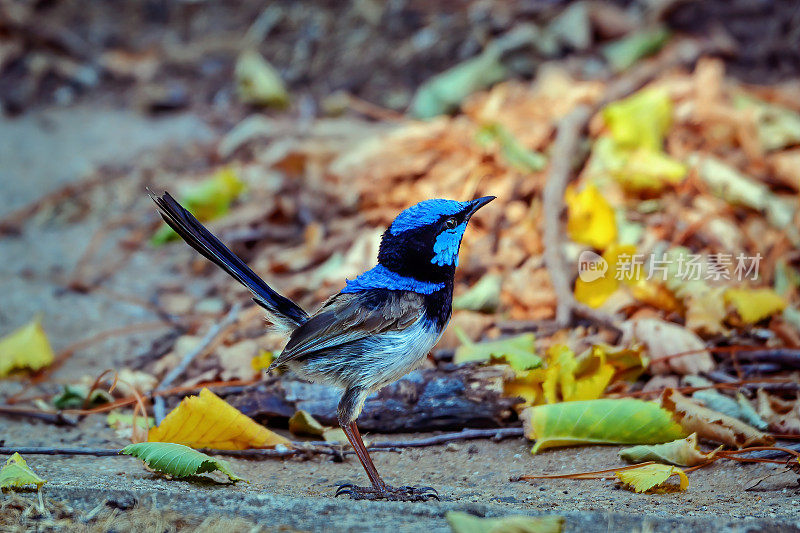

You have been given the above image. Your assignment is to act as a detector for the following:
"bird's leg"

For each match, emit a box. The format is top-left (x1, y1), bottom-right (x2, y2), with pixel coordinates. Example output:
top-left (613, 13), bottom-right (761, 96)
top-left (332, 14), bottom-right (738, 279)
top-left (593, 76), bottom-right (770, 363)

top-left (334, 388), bottom-right (438, 502)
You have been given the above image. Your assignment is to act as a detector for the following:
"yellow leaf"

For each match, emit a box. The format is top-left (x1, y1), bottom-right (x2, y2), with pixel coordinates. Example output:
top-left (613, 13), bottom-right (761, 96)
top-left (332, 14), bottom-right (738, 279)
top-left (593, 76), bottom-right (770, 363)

top-left (0, 453), bottom-right (47, 491)
top-left (724, 288), bottom-right (787, 324)
top-left (148, 388), bottom-right (291, 450)
top-left (251, 350), bottom-right (274, 371)
top-left (574, 244), bottom-right (639, 308)
top-left (235, 49), bottom-right (289, 107)
top-left (542, 345), bottom-right (615, 403)
top-left (566, 184), bottom-right (617, 249)
top-left (603, 88), bottom-right (672, 151)
top-left (615, 463), bottom-right (688, 493)
top-left (0, 316), bottom-right (54, 378)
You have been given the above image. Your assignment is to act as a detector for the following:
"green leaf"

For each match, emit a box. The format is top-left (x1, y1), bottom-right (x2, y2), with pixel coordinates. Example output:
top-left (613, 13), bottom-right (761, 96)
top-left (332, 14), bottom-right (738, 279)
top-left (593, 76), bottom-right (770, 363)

top-left (53, 384), bottom-right (113, 410)
top-left (0, 453), bottom-right (47, 490)
top-left (0, 316), bottom-right (55, 378)
top-left (477, 124), bottom-right (547, 172)
top-left (453, 330), bottom-right (541, 373)
top-left (453, 274), bottom-right (503, 313)
top-left (521, 398), bottom-right (687, 454)
top-left (152, 167), bottom-right (246, 245)
top-left (619, 433), bottom-right (719, 466)
top-left (446, 511), bottom-right (563, 533)
top-left (122, 442), bottom-right (246, 482)
top-left (602, 26), bottom-right (670, 72)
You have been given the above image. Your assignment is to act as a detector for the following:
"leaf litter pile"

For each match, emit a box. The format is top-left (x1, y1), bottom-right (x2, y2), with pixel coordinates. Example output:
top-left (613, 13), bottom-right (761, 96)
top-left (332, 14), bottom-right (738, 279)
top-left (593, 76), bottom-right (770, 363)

top-left (2, 35), bottom-right (800, 504)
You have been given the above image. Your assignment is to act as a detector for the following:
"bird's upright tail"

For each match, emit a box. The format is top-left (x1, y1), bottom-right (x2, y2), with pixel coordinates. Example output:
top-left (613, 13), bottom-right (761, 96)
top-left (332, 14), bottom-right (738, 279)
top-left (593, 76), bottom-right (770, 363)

top-left (149, 190), bottom-right (309, 330)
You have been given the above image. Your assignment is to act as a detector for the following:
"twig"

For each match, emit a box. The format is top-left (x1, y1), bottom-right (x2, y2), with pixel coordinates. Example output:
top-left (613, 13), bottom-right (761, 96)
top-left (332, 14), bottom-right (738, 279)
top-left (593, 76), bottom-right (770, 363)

top-left (0, 428), bottom-right (524, 459)
top-left (153, 304), bottom-right (242, 423)
top-left (0, 406), bottom-right (77, 426)
top-left (365, 427), bottom-right (523, 448)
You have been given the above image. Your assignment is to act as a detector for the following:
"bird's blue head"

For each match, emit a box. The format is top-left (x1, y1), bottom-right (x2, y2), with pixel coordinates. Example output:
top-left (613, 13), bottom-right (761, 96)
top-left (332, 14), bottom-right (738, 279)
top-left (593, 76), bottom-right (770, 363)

top-left (377, 196), bottom-right (495, 283)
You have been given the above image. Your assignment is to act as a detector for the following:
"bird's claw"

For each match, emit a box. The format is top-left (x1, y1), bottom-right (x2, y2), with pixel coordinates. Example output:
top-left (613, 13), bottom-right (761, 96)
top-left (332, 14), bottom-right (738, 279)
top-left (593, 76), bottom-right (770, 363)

top-left (334, 483), bottom-right (439, 501)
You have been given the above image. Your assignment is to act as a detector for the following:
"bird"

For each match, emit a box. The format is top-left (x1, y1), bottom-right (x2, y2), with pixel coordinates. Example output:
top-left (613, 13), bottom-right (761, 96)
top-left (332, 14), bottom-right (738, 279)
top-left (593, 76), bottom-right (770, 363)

top-left (150, 191), bottom-right (494, 501)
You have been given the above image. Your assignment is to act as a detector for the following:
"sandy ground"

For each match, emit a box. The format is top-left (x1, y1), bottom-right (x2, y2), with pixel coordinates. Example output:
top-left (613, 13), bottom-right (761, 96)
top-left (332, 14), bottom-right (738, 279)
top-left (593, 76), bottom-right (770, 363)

top-left (1, 106), bottom-right (799, 532)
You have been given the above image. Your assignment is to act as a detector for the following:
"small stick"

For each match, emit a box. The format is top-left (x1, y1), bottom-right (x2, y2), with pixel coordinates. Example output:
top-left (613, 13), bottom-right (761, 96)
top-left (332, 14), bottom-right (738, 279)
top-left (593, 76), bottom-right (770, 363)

top-left (0, 428), bottom-right (526, 459)
top-left (0, 405), bottom-right (77, 426)
top-left (152, 303), bottom-right (242, 423)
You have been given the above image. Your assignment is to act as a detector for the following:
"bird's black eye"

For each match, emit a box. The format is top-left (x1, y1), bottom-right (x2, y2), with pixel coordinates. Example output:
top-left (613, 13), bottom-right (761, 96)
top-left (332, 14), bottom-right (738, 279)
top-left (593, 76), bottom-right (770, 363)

top-left (444, 217), bottom-right (458, 229)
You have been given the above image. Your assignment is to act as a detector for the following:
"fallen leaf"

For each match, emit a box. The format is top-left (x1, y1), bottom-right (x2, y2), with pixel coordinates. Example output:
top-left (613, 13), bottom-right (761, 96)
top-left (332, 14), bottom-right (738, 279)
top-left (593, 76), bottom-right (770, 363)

top-left (690, 154), bottom-right (798, 244)
top-left (724, 288), bottom-right (786, 324)
top-left (615, 462), bottom-right (688, 493)
top-left (589, 137), bottom-right (686, 192)
top-left (152, 167), bottom-right (246, 245)
top-left (574, 244), bottom-right (638, 308)
top-left (542, 344), bottom-right (615, 403)
top-left (602, 26), bottom-right (670, 72)
top-left (148, 388), bottom-right (291, 450)
top-left (0, 316), bottom-right (54, 378)
top-left (322, 428), bottom-right (349, 444)
top-left (619, 433), bottom-right (719, 466)
top-left (0, 453), bottom-right (47, 491)
top-left (660, 389), bottom-right (773, 448)
top-left (445, 511), bottom-right (563, 533)
top-left (52, 384), bottom-right (114, 410)
top-left (289, 410), bottom-right (326, 437)
top-left (734, 93), bottom-right (800, 151)
top-left (108, 411), bottom-right (155, 441)
top-left (602, 88), bottom-right (672, 151)
top-left (453, 330), bottom-right (541, 373)
top-left (620, 318), bottom-right (714, 375)
top-left (251, 350), bottom-right (274, 372)
top-left (756, 389), bottom-right (800, 434)
top-left (122, 443), bottom-right (245, 482)
top-left (662, 248), bottom-right (728, 335)
top-left (521, 398), bottom-right (686, 453)
top-left (477, 123), bottom-right (546, 172)
top-left (689, 385), bottom-right (769, 431)
top-left (453, 273), bottom-right (503, 313)
top-left (235, 49), bottom-right (289, 107)
top-left (566, 183), bottom-right (617, 249)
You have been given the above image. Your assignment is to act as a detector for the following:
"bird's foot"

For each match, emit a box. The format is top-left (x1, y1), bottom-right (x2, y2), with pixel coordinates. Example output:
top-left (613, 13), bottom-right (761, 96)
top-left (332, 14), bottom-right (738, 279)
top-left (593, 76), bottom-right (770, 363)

top-left (335, 483), bottom-right (439, 501)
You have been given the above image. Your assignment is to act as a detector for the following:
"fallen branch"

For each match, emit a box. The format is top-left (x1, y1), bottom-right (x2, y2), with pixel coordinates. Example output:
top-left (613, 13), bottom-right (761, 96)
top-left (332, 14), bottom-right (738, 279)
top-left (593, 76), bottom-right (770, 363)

top-left (153, 303), bottom-right (242, 423)
top-left (0, 428), bottom-right (526, 459)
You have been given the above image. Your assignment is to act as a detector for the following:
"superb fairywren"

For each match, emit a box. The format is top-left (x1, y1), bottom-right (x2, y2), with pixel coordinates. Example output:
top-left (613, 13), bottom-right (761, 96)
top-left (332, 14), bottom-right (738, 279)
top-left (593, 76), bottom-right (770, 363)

top-left (151, 192), bottom-right (494, 501)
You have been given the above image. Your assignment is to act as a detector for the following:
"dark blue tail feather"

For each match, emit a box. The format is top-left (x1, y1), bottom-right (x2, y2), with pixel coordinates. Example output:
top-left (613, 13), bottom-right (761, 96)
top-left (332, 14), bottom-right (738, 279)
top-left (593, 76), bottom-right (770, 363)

top-left (149, 190), bottom-right (309, 329)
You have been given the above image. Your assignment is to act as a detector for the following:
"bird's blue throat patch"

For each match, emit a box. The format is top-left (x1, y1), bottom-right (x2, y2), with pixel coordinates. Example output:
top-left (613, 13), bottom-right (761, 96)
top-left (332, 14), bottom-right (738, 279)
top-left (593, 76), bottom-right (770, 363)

top-left (389, 199), bottom-right (470, 235)
top-left (431, 221), bottom-right (467, 267)
top-left (341, 264), bottom-right (445, 294)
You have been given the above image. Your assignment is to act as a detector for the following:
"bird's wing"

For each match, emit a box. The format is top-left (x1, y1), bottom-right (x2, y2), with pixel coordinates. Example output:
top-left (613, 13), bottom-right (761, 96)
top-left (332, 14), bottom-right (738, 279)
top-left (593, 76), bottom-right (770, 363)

top-left (271, 289), bottom-right (425, 368)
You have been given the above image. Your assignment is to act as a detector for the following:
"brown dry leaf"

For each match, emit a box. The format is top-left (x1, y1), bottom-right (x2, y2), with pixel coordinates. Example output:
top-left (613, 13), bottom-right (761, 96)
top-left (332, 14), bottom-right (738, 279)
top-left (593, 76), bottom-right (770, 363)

top-left (756, 389), bottom-right (800, 435)
top-left (148, 388), bottom-right (291, 450)
top-left (660, 389), bottom-right (773, 448)
top-left (620, 318), bottom-right (713, 375)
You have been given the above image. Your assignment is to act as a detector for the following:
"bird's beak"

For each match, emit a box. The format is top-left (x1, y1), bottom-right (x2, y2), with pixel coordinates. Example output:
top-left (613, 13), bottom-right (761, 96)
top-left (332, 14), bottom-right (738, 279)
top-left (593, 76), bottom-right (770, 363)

top-left (466, 196), bottom-right (496, 218)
